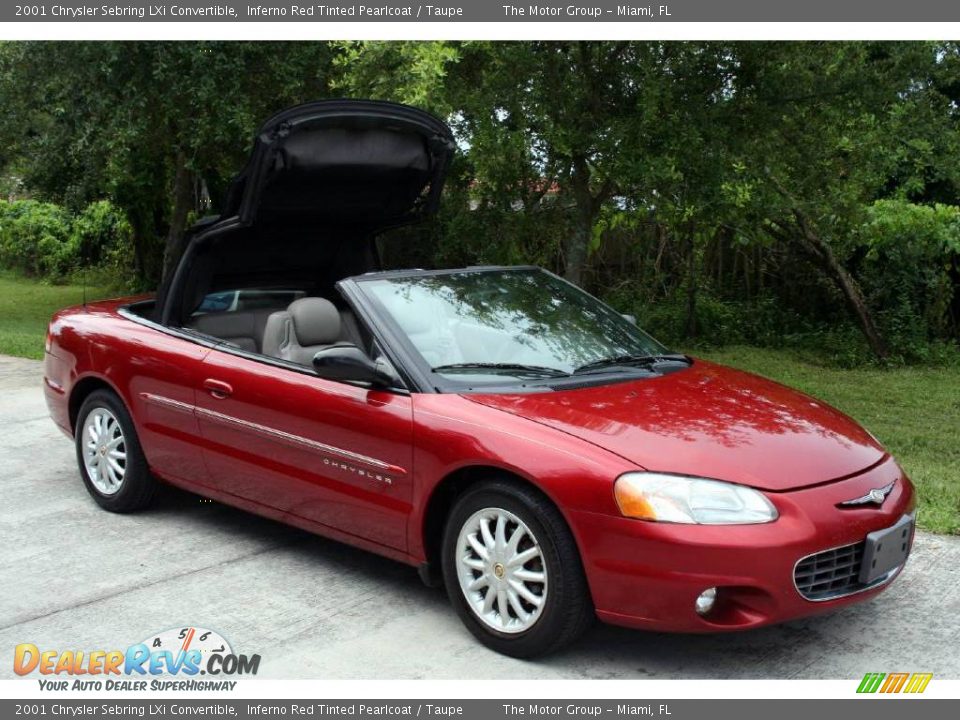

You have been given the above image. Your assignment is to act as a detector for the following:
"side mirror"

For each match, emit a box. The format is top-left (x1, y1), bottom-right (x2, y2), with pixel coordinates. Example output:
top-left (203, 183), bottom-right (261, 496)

top-left (312, 345), bottom-right (395, 388)
top-left (622, 313), bottom-right (637, 325)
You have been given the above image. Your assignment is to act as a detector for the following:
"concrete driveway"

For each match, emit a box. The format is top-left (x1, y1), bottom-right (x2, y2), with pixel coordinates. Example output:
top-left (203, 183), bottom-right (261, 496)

top-left (1, 354), bottom-right (958, 679)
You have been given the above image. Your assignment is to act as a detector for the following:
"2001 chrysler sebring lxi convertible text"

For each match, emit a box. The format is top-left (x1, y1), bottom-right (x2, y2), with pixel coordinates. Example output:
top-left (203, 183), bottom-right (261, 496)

top-left (43, 100), bottom-right (915, 657)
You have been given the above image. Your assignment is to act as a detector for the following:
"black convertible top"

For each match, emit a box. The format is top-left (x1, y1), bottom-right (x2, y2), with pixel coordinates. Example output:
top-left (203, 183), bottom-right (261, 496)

top-left (156, 100), bottom-right (456, 325)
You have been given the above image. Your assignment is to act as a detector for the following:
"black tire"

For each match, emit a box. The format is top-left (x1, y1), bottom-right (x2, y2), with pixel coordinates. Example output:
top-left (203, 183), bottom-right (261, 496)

top-left (441, 478), bottom-right (593, 658)
top-left (74, 389), bottom-right (156, 512)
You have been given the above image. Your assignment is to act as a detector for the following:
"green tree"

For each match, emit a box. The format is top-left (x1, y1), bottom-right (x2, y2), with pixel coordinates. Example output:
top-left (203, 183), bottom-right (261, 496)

top-left (0, 41), bottom-right (338, 284)
top-left (1, 41), bottom-right (958, 361)
top-left (720, 42), bottom-right (960, 358)
top-left (448, 42), bottom-right (662, 286)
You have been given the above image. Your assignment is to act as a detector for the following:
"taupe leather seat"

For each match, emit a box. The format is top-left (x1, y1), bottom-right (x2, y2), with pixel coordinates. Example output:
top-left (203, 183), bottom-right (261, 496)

top-left (262, 297), bottom-right (345, 365)
top-left (380, 295), bottom-right (462, 367)
top-left (189, 309), bottom-right (275, 353)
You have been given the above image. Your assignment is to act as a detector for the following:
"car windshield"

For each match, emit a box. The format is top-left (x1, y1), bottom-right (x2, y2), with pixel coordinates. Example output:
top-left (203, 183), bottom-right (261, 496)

top-left (358, 268), bottom-right (675, 387)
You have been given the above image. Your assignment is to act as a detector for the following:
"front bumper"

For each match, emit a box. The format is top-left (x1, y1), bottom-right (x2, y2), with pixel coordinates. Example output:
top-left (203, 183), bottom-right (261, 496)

top-left (572, 456), bottom-right (915, 632)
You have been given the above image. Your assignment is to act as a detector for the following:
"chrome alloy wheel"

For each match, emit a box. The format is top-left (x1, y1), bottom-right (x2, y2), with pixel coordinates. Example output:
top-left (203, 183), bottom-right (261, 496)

top-left (456, 507), bottom-right (548, 633)
top-left (81, 407), bottom-right (127, 495)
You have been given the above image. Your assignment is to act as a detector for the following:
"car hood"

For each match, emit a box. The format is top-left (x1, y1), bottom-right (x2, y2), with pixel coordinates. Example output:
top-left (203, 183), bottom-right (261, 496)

top-left (464, 360), bottom-right (886, 491)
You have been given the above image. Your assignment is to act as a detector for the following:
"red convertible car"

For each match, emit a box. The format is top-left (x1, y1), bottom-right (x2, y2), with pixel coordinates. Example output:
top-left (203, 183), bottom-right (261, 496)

top-left (44, 100), bottom-right (915, 657)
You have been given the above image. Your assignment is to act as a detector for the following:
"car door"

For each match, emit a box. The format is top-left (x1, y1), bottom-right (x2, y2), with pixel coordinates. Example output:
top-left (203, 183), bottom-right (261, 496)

top-left (193, 347), bottom-right (414, 552)
top-left (121, 321), bottom-right (213, 488)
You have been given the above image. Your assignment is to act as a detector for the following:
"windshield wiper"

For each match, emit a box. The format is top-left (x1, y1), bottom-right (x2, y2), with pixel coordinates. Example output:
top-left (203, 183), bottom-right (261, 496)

top-left (432, 362), bottom-right (571, 378)
top-left (573, 353), bottom-right (691, 375)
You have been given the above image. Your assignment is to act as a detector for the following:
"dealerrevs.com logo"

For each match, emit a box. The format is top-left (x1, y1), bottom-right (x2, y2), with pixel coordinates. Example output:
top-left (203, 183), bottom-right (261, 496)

top-left (14, 626), bottom-right (260, 692)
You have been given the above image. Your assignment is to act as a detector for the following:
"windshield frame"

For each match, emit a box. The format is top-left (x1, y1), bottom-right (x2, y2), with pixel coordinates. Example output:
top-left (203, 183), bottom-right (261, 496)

top-left (341, 265), bottom-right (680, 394)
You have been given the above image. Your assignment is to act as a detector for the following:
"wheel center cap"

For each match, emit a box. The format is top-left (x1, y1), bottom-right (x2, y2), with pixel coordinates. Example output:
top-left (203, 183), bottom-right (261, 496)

top-left (99, 446), bottom-right (107, 456)
top-left (493, 563), bottom-right (505, 579)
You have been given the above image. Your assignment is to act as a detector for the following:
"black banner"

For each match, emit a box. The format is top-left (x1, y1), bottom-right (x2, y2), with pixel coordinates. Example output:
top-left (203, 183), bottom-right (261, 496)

top-left (5, 1), bottom-right (960, 23)
top-left (2, 700), bottom-right (957, 719)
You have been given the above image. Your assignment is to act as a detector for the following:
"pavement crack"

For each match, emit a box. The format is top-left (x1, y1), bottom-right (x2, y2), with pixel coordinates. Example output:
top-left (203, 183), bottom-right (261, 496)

top-left (0, 540), bottom-right (298, 633)
top-left (0, 415), bottom-right (51, 427)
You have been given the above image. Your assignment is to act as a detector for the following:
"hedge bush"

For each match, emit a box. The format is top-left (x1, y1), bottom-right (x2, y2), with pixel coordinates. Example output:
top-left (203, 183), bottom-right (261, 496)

top-left (856, 200), bottom-right (960, 361)
top-left (0, 199), bottom-right (134, 283)
top-left (0, 200), bottom-right (73, 277)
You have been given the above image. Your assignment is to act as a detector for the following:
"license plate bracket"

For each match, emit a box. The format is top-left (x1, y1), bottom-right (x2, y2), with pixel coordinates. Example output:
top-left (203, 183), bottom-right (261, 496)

top-left (859, 514), bottom-right (913, 584)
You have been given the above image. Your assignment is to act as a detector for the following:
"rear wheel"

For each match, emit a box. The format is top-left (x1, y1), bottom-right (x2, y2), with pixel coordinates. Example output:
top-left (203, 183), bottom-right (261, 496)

top-left (75, 389), bottom-right (156, 512)
top-left (441, 479), bottom-right (593, 657)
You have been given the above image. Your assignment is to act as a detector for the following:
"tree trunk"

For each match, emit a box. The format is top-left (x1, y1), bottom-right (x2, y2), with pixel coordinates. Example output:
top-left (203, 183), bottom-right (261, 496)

top-left (716, 229), bottom-right (724, 291)
top-left (653, 224), bottom-right (667, 294)
top-left (775, 211), bottom-right (889, 360)
top-left (124, 204), bottom-right (162, 289)
top-left (161, 151), bottom-right (194, 284)
top-left (130, 220), bottom-right (147, 285)
top-left (564, 210), bottom-right (591, 287)
top-left (764, 173), bottom-right (889, 360)
top-left (685, 224), bottom-right (697, 338)
top-left (808, 231), bottom-right (889, 360)
top-left (563, 155), bottom-right (596, 287)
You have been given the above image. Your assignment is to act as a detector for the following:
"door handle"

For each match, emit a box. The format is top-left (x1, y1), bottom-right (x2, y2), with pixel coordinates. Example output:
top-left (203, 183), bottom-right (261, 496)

top-left (203, 379), bottom-right (233, 399)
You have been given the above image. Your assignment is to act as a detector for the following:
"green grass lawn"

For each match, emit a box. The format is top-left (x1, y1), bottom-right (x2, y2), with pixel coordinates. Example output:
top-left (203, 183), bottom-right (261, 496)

top-left (0, 272), bottom-right (113, 359)
top-left (695, 346), bottom-right (960, 535)
top-left (0, 272), bottom-right (956, 533)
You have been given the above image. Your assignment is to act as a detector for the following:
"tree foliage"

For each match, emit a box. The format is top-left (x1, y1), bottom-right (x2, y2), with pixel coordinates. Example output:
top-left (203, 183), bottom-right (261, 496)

top-left (0, 41), bottom-right (337, 283)
top-left (1, 40), bottom-right (958, 362)
top-left (0, 198), bottom-right (132, 280)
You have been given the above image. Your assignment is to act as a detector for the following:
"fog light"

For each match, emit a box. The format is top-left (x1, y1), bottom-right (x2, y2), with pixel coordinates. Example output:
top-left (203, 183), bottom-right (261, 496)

top-left (695, 587), bottom-right (717, 616)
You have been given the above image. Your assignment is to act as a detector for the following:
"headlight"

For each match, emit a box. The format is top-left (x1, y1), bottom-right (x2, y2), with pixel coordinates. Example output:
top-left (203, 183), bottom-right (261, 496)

top-left (614, 472), bottom-right (778, 525)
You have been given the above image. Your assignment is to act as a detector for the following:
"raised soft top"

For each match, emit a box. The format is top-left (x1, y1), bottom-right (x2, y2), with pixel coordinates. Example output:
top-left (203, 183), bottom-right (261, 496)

top-left (219, 99), bottom-right (455, 231)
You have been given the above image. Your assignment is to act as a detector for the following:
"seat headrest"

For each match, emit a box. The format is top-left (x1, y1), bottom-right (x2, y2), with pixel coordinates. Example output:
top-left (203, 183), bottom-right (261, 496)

top-left (288, 297), bottom-right (341, 346)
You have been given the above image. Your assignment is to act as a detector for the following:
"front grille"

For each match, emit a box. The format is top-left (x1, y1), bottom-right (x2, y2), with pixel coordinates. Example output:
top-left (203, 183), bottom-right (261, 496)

top-left (794, 541), bottom-right (871, 601)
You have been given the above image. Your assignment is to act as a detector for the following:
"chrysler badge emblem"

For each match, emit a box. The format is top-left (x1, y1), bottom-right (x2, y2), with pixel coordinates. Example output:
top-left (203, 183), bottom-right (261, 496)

top-left (838, 481), bottom-right (895, 508)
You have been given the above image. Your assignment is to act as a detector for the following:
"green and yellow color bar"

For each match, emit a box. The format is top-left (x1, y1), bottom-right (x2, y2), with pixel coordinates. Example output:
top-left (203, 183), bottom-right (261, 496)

top-left (857, 672), bottom-right (933, 694)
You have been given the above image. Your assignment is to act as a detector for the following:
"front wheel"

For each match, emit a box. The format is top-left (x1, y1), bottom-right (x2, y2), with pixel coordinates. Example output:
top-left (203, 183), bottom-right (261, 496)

top-left (441, 479), bottom-right (593, 657)
top-left (75, 389), bottom-right (156, 512)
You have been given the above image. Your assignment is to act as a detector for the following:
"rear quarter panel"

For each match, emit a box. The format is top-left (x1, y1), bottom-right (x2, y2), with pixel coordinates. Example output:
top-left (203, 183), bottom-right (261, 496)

top-left (44, 298), bottom-right (211, 483)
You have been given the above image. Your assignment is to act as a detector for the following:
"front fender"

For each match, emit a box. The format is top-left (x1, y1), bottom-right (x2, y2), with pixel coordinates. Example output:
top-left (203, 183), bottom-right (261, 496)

top-left (407, 394), bottom-right (636, 562)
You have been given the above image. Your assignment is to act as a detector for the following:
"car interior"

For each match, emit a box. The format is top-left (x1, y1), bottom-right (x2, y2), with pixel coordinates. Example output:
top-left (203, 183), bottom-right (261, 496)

top-left (171, 226), bottom-right (376, 364)
top-left (139, 102), bottom-right (454, 379)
